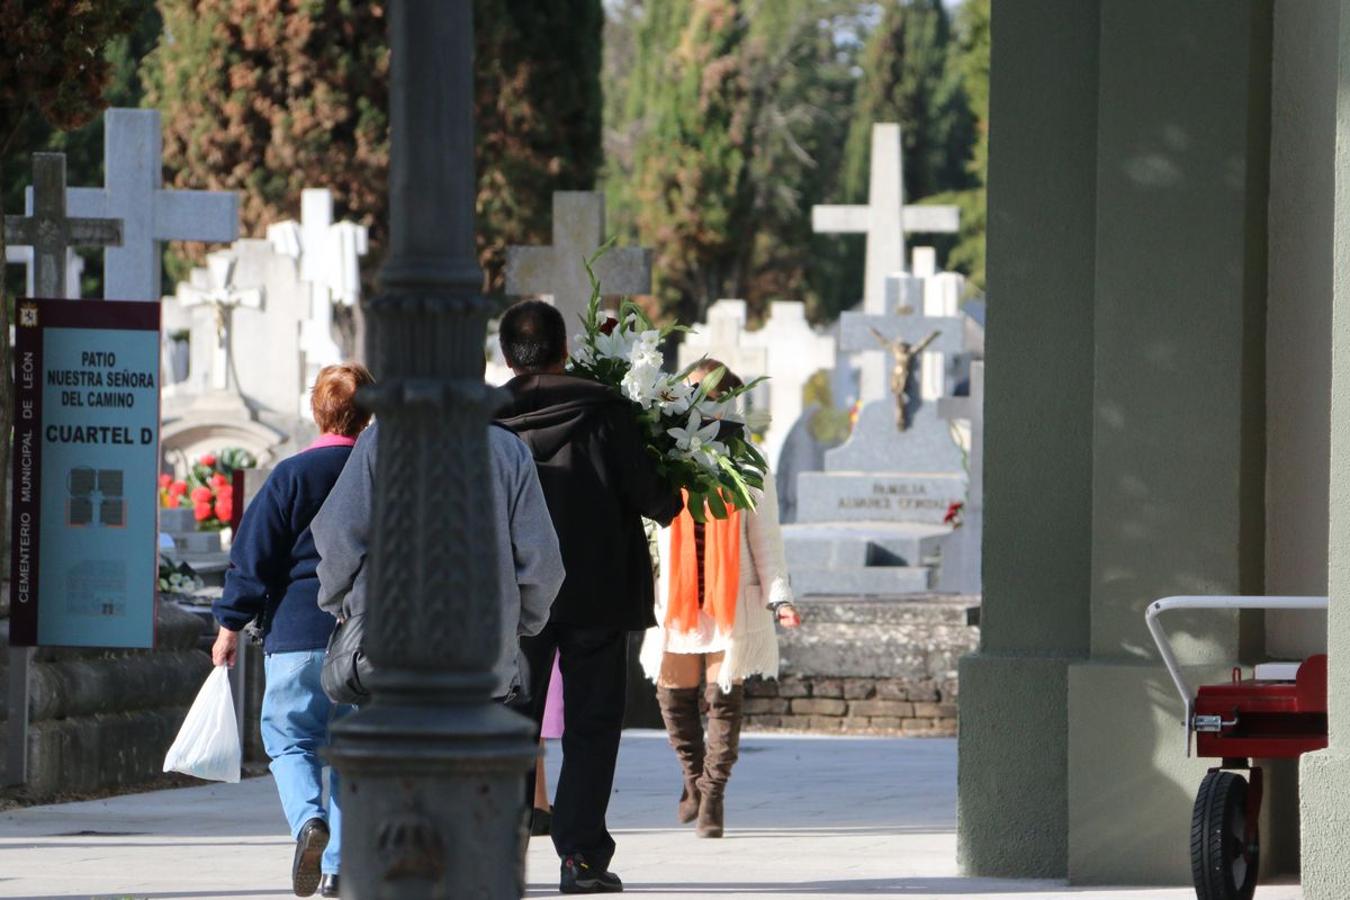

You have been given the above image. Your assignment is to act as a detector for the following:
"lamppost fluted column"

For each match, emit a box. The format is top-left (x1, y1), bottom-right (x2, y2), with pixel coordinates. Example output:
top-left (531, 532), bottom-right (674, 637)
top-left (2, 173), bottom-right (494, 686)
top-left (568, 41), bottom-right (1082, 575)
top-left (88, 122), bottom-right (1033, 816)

top-left (327, 2), bottom-right (534, 897)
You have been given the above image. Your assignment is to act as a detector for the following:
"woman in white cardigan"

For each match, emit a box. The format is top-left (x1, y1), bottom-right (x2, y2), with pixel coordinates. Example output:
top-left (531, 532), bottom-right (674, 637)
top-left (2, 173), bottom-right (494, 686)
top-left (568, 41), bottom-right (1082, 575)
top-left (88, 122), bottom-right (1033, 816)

top-left (640, 360), bottom-right (800, 838)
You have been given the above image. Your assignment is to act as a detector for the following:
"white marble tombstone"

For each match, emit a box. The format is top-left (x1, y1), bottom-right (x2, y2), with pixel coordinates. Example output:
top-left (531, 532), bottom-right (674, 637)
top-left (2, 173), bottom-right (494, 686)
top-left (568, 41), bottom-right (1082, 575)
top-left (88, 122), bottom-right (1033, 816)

top-left (742, 302), bottom-right (837, 471)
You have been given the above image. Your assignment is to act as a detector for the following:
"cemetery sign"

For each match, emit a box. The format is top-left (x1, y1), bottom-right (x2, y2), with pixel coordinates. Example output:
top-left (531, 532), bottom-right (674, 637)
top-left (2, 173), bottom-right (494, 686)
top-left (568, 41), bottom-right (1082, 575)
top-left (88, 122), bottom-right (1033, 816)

top-left (10, 299), bottom-right (162, 648)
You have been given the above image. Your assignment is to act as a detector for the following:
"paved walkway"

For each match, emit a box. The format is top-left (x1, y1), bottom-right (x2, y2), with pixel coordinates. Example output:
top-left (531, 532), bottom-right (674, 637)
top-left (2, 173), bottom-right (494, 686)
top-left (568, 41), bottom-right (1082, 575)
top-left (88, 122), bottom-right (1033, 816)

top-left (0, 731), bottom-right (1302, 899)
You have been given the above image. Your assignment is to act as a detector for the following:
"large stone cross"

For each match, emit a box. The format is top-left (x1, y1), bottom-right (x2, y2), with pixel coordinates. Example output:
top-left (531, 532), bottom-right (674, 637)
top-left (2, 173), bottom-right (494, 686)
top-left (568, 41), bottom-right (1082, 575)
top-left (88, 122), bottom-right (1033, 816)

top-left (61, 108), bottom-right (238, 300)
top-left (812, 123), bottom-right (960, 313)
top-left (4, 154), bottom-right (122, 298)
top-left (178, 252), bottom-right (263, 394)
top-left (505, 191), bottom-right (652, 332)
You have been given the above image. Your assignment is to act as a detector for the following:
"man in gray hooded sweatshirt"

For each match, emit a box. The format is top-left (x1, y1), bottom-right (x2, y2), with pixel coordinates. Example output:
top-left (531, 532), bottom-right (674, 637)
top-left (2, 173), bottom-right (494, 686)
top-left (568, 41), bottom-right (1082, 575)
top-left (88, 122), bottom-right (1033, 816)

top-left (311, 420), bottom-right (564, 699)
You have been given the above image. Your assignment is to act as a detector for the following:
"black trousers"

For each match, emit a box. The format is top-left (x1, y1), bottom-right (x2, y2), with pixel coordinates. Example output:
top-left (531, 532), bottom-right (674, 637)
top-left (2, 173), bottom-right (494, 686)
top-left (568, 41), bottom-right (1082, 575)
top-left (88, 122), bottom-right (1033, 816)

top-left (509, 622), bottom-right (628, 869)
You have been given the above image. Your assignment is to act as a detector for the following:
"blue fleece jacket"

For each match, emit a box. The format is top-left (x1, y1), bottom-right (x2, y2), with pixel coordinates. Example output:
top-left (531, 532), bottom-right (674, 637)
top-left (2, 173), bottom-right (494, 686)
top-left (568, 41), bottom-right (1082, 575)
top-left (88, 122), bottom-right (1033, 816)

top-left (212, 444), bottom-right (353, 653)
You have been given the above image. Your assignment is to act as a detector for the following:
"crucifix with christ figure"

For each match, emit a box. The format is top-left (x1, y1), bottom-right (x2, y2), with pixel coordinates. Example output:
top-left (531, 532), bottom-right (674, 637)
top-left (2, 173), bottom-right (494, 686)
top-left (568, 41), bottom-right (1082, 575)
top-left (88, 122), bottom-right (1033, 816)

top-left (178, 253), bottom-right (263, 395)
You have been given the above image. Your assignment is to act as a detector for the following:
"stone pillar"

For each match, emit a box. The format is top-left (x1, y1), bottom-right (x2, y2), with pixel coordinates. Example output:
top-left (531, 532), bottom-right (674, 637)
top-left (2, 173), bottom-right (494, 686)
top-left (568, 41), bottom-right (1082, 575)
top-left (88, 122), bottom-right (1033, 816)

top-left (1300, 4), bottom-right (1350, 895)
top-left (957, 0), bottom-right (1099, 877)
top-left (960, 0), bottom-right (1274, 883)
top-left (1066, 3), bottom-right (1272, 884)
top-left (326, 3), bottom-right (535, 898)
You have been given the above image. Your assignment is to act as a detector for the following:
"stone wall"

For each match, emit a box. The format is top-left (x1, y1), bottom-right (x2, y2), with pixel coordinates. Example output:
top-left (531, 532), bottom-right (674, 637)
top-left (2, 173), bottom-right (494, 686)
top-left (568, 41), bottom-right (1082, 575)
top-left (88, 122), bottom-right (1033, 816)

top-left (746, 594), bottom-right (977, 736)
top-left (0, 599), bottom-right (211, 798)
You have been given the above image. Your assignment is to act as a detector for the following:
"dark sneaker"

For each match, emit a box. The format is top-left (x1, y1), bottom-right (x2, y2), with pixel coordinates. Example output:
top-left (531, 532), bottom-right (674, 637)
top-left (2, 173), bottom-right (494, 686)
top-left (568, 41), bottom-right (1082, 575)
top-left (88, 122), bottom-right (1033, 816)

top-left (319, 873), bottom-right (340, 898)
top-left (292, 817), bottom-right (329, 897)
top-left (560, 854), bottom-right (623, 894)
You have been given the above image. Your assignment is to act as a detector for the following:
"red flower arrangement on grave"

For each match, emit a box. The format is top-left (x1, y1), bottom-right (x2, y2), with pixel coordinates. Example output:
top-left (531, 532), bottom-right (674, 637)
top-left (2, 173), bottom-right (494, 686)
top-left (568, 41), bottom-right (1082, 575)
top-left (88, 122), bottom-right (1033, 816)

top-left (943, 501), bottom-right (965, 528)
top-left (159, 447), bottom-right (257, 531)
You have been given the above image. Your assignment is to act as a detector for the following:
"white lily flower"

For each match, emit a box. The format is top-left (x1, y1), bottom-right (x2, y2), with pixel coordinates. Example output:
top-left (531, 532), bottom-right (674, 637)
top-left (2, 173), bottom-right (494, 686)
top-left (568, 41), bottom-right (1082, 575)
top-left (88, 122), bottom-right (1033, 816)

top-left (697, 394), bottom-right (745, 426)
top-left (667, 410), bottom-right (722, 455)
top-left (594, 327), bottom-right (634, 361)
top-left (657, 379), bottom-right (695, 416)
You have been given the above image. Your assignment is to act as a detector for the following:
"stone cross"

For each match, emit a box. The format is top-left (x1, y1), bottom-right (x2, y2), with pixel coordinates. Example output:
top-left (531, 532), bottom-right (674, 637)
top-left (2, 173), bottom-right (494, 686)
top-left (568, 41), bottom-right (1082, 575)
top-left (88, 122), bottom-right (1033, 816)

top-left (177, 252), bottom-right (264, 394)
top-left (4, 154), bottom-right (122, 298)
top-left (61, 108), bottom-right (238, 300)
top-left (677, 299), bottom-right (769, 387)
top-left (812, 123), bottom-right (960, 313)
top-left (5, 245), bottom-right (83, 299)
top-left (506, 191), bottom-right (652, 332)
top-left (937, 361), bottom-right (984, 593)
top-left (839, 273), bottom-right (965, 412)
top-left (267, 188), bottom-right (369, 412)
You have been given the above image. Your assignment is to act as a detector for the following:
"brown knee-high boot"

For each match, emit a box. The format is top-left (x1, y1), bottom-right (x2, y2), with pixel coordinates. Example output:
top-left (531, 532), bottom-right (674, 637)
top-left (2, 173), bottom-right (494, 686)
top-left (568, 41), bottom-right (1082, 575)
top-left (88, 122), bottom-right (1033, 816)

top-left (696, 682), bottom-right (743, 838)
top-left (657, 686), bottom-right (705, 823)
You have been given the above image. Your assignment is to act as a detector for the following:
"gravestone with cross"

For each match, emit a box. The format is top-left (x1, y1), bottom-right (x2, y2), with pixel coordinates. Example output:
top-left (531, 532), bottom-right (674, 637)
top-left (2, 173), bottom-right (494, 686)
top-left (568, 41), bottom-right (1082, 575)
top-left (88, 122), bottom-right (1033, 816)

top-left (812, 123), bottom-right (960, 313)
top-left (506, 191), bottom-right (652, 332)
top-left (784, 271), bottom-right (969, 594)
top-left (743, 302), bottom-right (838, 471)
top-left (676, 299), bottom-right (769, 411)
top-left (937, 361), bottom-right (984, 594)
top-left (177, 252), bottom-right (264, 396)
top-left (4, 154), bottom-right (122, 298)
top-left (59, 108), bottom-right (237, 301)
top-left (267, 188), bottom-right (369, 413)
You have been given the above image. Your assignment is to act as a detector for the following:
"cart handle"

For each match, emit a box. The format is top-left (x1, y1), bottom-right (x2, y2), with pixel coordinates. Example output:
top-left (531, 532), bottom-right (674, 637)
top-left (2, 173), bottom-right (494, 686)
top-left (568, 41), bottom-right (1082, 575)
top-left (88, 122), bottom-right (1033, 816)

top-left (1145, 595), bottom-right (1328, 756)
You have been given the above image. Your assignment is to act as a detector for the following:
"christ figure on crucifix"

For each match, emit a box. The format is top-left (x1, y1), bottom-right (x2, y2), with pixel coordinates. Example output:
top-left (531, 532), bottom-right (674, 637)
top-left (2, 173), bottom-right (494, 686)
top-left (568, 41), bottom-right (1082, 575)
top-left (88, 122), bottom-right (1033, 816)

top-left (871, 327), bottom-right (941, 430)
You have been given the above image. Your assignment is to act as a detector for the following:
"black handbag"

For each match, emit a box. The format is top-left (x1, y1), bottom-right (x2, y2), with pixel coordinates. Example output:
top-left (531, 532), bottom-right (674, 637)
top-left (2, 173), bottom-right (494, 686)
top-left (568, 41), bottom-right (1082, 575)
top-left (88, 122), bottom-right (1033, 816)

top-left (322, 612), bottom-right (372, 705)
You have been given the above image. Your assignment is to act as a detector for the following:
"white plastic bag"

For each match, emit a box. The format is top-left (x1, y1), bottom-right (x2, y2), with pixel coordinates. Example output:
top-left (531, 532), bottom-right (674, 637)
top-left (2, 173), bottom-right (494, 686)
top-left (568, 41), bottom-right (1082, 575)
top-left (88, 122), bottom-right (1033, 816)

top-left (163, 665), bottom-right (241, 783)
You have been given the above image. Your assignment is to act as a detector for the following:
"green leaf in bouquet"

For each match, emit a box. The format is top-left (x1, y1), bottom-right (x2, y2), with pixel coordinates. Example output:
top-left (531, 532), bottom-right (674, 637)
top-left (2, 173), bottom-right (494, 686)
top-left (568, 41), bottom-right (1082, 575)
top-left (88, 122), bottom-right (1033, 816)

top-left (676, 356), bottom-right (709, 381)
top-left (581, 236), bottom-right (617, 337)
top-left (619, 297), bottom-right (655, 332)
top-left (717, 455), bottom-right (759, 511)
top-left (690, 366), bottom-right (727, 408)
top-left (705, 488), bottom-right (728, 520)
top-left (687, 490), bottom-right (707, 523)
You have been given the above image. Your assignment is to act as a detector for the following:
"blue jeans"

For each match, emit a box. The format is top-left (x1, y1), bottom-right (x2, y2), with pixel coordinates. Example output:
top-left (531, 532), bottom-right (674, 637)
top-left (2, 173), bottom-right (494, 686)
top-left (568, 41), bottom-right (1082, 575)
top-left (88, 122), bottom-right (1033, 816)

top-left (261, 649), bottom-right (350, 876)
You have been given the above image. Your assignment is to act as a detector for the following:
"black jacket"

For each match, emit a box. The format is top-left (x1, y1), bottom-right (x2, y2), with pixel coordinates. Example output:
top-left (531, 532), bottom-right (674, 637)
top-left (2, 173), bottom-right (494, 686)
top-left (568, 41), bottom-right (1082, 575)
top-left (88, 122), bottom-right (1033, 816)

top-left (497, 373), bottom-right (682, 630)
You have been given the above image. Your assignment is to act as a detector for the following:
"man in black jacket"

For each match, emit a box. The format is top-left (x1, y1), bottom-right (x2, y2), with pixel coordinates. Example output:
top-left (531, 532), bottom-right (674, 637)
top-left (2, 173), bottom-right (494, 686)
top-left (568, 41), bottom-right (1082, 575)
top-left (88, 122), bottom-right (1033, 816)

top-left (497, 300), bottom-right (682, 894)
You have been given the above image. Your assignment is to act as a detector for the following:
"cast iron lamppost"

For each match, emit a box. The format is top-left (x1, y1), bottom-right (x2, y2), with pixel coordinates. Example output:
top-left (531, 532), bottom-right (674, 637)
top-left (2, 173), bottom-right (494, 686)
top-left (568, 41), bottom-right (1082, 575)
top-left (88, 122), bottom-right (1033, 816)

top-left (327, 2), bottom-right (535, 896)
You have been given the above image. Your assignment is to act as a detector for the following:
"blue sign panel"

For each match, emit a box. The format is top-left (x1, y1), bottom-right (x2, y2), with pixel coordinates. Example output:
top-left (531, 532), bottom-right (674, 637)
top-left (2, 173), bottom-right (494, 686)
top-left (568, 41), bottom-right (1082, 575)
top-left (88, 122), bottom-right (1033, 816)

top-left (10, 299), bottom-right (161, 648)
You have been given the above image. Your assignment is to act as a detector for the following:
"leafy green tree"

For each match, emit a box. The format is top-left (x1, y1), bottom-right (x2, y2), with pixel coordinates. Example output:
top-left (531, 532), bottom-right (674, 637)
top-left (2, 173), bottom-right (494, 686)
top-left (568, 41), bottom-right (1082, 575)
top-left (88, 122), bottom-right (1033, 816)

top-left (812, 0), bottom-right (976, 317)
top-left (0, 0), bottom-right (139, 584)
top-left (842, 0), bottom-right (974, 202)
top-left (144, 0), bottom-right (603, 297)
top-left (943, 0), bottom-right (989, 289)
top-left (608, 0), bottom-right (867, 325)
top-left (2, 0), bottom-right (161, 299)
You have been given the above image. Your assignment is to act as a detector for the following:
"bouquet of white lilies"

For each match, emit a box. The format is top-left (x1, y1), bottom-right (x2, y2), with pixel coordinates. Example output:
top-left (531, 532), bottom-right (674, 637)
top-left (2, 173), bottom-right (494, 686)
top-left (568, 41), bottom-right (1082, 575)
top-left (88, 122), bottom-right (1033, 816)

top-left (566, 250), bottom-right (769, 521)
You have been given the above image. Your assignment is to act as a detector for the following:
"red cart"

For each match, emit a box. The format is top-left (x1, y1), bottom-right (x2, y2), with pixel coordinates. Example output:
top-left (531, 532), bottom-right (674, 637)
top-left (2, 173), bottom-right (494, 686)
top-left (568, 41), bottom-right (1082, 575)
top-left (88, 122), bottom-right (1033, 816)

top-left (1146, 595), bottom-right (1329, 900)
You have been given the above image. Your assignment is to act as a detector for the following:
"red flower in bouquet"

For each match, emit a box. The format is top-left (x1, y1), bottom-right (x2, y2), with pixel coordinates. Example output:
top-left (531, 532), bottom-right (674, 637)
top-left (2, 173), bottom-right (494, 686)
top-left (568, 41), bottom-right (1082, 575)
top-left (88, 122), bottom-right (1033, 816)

top-left (169, 480), bottom-right (188, 497)
top-left (214, 495), bottom-right (234, 524)
top-left (158, 473), bottom-right (172, 489)
top-left (210, 472), bottom-right (229, 489)
top-left (190, 485), bottom-right (213, 504)
top-left (598, 317), bottom-right (620, 336)
top-left (200, 453), bottom-right (217, 467)
top-left (193, 500), bottom-right (213, 522)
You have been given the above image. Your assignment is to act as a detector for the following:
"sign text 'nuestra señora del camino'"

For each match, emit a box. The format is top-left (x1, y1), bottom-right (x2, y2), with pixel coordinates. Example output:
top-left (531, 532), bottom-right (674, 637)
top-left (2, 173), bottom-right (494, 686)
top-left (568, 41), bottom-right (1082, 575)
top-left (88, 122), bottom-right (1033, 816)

top-left (10, 299), bottom-right (162, 648)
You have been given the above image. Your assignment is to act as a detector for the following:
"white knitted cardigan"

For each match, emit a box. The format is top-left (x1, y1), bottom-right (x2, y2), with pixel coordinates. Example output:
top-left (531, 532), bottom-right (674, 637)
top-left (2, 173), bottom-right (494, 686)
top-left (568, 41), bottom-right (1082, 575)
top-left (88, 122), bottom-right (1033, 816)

top-left (640, 472), bottom-right (795, 691)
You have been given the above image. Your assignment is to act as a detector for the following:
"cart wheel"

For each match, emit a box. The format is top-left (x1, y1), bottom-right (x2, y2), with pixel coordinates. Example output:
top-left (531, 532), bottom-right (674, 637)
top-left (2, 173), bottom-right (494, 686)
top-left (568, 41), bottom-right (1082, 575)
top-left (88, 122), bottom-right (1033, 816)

top-left (1191, 770), bottom-right (1259, 900)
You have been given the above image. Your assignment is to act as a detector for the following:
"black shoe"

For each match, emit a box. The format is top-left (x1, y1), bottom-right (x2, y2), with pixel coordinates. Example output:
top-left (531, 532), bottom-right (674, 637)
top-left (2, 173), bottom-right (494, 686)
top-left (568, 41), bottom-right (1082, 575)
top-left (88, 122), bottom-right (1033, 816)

top-left (560, 854), bottom-right (623, 894)
top-left (319, 873), bottom-right (339, 898)
top-left (530, 807), bottom-right (552, 836)
top-left (292, 818), bottom-right (329, 897)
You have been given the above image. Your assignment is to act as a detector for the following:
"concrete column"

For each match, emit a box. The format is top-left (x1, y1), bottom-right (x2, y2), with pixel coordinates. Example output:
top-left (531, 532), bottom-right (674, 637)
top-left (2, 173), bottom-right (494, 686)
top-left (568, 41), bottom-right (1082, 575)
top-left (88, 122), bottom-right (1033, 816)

top-left (1066, 2), bottom-right (1272, 884)
top-left (956, 0), bottom-right (1098, 878)
top-left (960, 1), bottom-right (1276, 883)
top-left (1300, 4), bottom-right (1350, 896)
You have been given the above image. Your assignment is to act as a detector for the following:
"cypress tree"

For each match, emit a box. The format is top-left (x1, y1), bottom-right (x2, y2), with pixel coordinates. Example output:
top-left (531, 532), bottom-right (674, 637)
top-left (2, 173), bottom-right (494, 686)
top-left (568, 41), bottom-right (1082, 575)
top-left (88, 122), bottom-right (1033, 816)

top-left (144, 0), bottom-right (603, 295)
